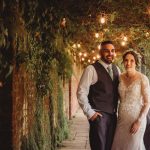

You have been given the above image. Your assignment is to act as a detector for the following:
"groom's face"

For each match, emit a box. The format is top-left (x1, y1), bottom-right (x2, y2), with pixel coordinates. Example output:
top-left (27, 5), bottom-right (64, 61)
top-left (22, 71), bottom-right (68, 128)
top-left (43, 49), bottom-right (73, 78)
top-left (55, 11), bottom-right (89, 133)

top-left (100, 44), bottom-right (116, 64)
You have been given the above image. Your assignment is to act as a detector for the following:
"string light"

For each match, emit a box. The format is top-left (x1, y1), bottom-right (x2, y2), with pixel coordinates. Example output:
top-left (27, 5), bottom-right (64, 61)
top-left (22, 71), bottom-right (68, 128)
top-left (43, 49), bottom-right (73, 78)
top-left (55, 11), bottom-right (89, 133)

top-left (93, 56), bottom-right (96, 60)
top-left (95, 33), bottom-right (99, 38)
top-left (97, 44), bottom-right (101, 50)
top-left (72, 44), bottom-right (76, 48)
top-left (88, 59), bottom-right (91, 63)
top-left (97, 54), bottom-right (100, 59)
top-left (100, 17), bottom-right (106, 24)
top-left (145, 32), bottom-right (149, 37)
top-left (121, 41), bottom-right (126, 46)
top-left (60, 18), bottom-right (66, 27)
top-left (123, 36), bottom-right (128, 41)
top-left (78, 52), bottom-right (82, 56)
top-left (81, 58), bottom-right (85, 61)
top-left (83, 53), bottom-right (87, 57)
top-left (74, 11), bottom-right (149, 66)
top-left (77, 44), bottom-right (81, 48)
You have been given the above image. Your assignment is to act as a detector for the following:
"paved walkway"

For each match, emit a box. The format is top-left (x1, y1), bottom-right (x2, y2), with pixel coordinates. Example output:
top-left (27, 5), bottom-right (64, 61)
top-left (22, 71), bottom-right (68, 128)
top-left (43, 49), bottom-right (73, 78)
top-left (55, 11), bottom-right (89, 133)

top-left (58, 108), bottom-right (90, 150)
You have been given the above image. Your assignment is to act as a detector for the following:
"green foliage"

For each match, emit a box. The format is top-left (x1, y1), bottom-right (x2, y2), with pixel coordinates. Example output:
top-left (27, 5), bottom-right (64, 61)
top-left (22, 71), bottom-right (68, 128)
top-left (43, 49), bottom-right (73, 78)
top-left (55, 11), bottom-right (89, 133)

top-left (1, 0), bottom-right (72, 150)
top-left (21, 107), bottom-right (52, 150)
top-left (0, 21), bottom-right (13, 83)
top-left (57, 83), bottom-right (69, 142)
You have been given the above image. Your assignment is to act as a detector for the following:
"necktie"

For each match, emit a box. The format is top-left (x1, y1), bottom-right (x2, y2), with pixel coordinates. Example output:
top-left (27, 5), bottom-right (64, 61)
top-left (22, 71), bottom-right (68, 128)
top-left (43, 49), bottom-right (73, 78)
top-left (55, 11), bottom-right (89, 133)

top-left (107, 66), bottom-right (113, 80)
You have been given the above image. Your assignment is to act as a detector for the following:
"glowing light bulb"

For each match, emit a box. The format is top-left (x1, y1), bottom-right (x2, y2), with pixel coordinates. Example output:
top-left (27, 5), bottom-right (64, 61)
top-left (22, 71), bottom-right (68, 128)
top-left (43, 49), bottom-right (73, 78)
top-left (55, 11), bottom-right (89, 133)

top-left (123, 36), bottom-right (128, 41)
top-left (98, 45), bottom-right (101, 50)
top-left (93, 56), bottom-right (96, 60)
top-left (72, 44), bottom-right (76, 48)
top-left (83, 53), bottom-right (87, 57)
top-left (81, 58), bottom-right (85, 61)
top-left (77, 44), bottom-right (81, 48)
top-left (146, 32), bottom-right (149, 37)
top-left (121, 41), bottom-right (126, 46)
top-left (88, 59), bottom-right (91, 63)
top-left (100, 17), bottom-right (106, 24)
top-left (61, 18), bottom-right (66, 27)
top-left (95, 33), bottom-right (99, 38)
top-left (97, 54), bottom-right (100, 59)
top-left (79, 52), bottom-right (82, 56)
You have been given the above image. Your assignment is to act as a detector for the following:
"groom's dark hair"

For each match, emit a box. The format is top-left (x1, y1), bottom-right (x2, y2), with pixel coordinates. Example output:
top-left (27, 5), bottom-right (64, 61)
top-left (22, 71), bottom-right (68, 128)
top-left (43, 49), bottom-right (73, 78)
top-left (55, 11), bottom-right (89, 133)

top-left (101, 40), bottom-right (114, 47)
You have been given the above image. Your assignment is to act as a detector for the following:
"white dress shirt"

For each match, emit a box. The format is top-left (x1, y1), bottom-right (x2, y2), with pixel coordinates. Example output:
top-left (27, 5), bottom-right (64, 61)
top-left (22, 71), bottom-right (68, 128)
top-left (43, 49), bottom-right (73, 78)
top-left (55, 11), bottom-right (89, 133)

top-left (77, 60), bottom-right (120, 119)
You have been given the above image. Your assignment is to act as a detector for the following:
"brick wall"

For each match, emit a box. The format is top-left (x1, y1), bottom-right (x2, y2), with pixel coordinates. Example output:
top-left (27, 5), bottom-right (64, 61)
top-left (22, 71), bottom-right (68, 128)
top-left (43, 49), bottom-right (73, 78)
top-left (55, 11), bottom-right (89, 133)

top-left (12, 66), bottom-right (36, 150)
top-left (11, 62), bottom-right (83, 149)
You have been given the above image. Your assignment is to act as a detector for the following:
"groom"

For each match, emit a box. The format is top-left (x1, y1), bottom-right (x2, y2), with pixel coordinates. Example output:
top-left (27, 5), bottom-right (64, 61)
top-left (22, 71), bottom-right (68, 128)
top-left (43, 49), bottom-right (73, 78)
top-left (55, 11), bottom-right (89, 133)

top-left (77, 41), bottom-right (120, 150)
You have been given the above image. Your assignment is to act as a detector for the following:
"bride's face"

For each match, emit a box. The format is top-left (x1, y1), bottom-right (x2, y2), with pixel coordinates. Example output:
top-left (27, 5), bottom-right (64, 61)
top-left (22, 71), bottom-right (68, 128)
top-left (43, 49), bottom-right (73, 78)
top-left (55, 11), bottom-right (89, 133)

top-left (123, 54), bottom-right (136, 71)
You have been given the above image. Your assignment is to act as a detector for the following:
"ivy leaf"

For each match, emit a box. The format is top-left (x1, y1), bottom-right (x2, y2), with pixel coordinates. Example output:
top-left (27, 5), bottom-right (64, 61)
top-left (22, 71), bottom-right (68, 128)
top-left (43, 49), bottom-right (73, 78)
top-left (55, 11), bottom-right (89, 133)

top-left (110, 12), bottom-right (117, 23)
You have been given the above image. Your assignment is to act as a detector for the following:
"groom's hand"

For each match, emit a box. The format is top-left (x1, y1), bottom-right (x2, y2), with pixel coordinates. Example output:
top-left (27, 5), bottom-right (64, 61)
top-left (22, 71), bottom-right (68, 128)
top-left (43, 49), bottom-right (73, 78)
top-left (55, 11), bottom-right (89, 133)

top-left (90, 112), bottom-right (103, 121)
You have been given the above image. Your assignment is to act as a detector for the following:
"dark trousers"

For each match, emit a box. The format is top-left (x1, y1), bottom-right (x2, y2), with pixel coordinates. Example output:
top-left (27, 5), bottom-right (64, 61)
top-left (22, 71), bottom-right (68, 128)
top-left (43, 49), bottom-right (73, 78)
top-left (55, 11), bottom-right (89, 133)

top-left (89, 112), bottom-right (117, 150)
top-left (144, 116), bottom-right (150, 150)
top-left (144, 126), bottom-right (150, 150)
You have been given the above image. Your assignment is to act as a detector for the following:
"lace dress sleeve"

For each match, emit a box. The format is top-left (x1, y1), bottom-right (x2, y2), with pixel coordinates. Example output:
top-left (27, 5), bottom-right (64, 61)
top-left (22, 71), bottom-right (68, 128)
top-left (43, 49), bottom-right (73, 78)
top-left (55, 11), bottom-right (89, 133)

top-left (138, 75), bottom-right (150, 122)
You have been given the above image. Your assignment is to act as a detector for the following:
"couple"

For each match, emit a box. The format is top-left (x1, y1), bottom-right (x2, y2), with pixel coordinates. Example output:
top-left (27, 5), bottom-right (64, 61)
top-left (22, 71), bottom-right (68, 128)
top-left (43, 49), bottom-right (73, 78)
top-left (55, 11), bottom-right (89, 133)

top-left (77, 41), bottom-right (150, 150)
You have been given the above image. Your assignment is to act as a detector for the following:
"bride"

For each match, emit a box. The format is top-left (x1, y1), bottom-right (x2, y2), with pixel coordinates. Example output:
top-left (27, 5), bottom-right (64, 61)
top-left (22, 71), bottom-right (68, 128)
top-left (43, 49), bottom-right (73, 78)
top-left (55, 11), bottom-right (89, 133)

top-left (111, 50), bottom-right (150, 150)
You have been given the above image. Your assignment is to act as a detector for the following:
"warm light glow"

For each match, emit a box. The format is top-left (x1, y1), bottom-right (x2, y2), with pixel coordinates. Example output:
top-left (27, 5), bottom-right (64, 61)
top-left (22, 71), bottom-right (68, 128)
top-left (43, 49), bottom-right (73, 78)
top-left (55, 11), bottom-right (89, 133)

top-left (81, 58), bottom-right (85, 61)
top-left (93, 60), bottom-right (95, 63)
top-left (98, 44), bottom-right (101, 50)
top-left (77, 44), bottom-right (81, 48)
top-left (72, 44), bottom-right (76, 48)
top-left (92, 50), bottom-right (95, 53)
top-left (88, 59), bottom-right (91, 63)
top-left (145, 32), bottom-right (149, 37)
top-left (83, 53), bottom-right (87, 57)
top-left (121, 41), bottom-right (126, 46)
top-left (93, 56), bottom-right (96, 60)
top-left (95, 33), bottom-right (99, 38)
top-left (79, 52), bottom-right (82, 56)
top-left (97, 54), bottom-right (100, 59)
top-left (100, 17), bottom-right (106, 24)
top-left (123, 36), bottom-right (128, 41)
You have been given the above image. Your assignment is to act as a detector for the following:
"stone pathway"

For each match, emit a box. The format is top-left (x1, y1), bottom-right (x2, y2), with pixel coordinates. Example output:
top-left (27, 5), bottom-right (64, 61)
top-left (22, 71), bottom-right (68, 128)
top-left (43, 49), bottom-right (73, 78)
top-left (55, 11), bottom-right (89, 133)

top-left (58, 109), bottom-right (90, 150)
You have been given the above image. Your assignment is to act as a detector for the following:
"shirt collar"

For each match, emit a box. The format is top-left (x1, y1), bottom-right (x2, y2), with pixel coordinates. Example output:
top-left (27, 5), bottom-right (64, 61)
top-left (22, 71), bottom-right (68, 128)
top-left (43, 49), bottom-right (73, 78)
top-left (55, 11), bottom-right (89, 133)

top-left (98, 59), bottom-right (112, 70)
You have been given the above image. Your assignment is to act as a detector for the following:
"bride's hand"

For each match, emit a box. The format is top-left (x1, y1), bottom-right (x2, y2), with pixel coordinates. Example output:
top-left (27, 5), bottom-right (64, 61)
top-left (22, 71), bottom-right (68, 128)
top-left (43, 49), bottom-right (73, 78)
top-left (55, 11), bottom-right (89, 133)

top-left (130, 120), bottom-right (141, 134)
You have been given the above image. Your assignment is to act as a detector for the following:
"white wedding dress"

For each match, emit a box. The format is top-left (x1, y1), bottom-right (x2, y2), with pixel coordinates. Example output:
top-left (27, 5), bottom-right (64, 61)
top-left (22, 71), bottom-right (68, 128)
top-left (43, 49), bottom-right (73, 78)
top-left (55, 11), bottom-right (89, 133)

top-left (111, 72), bottom-right (150, 150)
